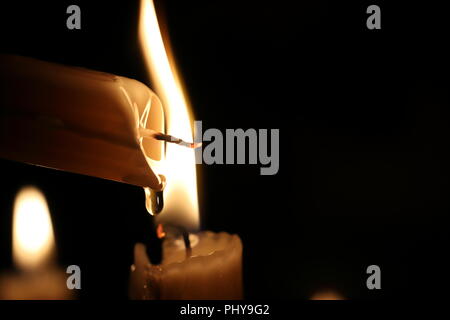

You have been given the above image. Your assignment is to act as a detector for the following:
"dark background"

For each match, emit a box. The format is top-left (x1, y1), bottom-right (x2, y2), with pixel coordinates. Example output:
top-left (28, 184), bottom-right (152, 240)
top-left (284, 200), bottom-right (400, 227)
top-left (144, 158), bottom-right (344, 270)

top-left (0, 0), bottom-right (449, 299)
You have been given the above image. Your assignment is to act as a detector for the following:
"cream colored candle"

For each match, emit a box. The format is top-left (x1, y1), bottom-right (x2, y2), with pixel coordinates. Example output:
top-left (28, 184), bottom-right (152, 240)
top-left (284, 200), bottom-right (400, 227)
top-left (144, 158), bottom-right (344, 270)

top-left (0, 54), bottom-right (165, 190)
top-left (0, 186), bottom-right (73, 299)
top-left (130, 232), bottom-right (243, 299)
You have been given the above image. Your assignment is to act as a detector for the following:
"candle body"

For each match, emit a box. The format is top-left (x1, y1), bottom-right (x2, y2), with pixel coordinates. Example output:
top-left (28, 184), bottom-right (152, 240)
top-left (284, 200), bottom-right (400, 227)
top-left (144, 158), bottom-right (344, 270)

top-left (0, 268), bottom-right (74, 299)
top-left (0, 55), bottom-right (164, 189)
top-left (130, 231), bottom-right (243, 299)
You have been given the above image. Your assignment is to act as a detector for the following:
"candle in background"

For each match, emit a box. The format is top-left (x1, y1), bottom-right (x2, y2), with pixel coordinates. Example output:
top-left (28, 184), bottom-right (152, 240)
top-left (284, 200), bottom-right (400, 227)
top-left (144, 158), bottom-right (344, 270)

top-left (129, 0), bottom-right (243, 299)
top-left (0, 186), bottom-right (73, 299)
top-left (310, 290), bottom-right (344, 300)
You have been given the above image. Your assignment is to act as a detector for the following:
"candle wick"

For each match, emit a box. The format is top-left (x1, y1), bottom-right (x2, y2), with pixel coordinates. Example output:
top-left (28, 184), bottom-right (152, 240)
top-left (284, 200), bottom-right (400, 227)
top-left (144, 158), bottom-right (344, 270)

top-left (182, 231), bottom-right (192, 259)
top-left (139, 128), bottom-right (202, 149)
top-left (155, 132), bottom-right (202, 149)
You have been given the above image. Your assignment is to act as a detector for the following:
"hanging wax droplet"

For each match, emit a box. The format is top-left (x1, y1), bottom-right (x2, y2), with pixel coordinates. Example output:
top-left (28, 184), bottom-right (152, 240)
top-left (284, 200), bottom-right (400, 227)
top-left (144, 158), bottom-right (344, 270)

top-left (144, 187), bottom-right (164, 215)
top-left (143, 174), bottom-right (166, 215)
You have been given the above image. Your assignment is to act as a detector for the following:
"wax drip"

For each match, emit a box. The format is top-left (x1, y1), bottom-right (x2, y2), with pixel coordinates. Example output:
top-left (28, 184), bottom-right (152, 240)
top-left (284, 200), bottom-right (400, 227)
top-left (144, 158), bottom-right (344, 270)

top-left (144, 187), bottom-right (164, 215)
top-left (144, 174), bottom-right (166, 215)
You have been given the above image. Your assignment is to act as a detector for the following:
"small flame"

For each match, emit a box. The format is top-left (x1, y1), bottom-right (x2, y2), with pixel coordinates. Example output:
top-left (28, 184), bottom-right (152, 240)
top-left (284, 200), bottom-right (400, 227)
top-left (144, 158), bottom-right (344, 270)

top-left (156, 224), bottom-right (166, 239)
top-left (139, 0), bottom-right (199, 230)
top-left (13, 186), bottom-right (55, 270)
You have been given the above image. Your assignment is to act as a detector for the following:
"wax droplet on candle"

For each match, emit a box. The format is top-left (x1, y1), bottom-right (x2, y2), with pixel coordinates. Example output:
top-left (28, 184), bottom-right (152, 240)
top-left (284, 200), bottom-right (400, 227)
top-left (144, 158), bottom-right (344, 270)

top-left (144, 187), bottom-right (164, 215)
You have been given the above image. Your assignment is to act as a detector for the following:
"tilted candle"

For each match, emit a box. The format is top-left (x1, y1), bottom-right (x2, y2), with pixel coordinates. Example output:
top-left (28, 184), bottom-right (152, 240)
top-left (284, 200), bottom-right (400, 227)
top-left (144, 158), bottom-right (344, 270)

top-left (0, 54), bottom-right (165, 190)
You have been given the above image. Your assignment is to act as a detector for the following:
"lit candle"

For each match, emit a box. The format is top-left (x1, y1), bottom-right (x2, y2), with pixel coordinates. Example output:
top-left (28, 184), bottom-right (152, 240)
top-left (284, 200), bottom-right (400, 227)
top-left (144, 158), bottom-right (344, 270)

top-left (129, 0), bottom-right (243, 300)
top-left (130, 232), bottom-right (243, 299)
top-left (0, 186), bottom-right (73, 299)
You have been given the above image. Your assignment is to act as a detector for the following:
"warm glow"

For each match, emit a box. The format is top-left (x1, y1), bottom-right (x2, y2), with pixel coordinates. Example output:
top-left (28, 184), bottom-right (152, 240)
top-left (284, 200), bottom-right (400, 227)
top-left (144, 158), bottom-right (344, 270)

top-left (13, 186), bottom-right (55, 270)
top-left (310, 290), bottom-right (344, 300)
top-left (139, 0), bottom-right (199, 230)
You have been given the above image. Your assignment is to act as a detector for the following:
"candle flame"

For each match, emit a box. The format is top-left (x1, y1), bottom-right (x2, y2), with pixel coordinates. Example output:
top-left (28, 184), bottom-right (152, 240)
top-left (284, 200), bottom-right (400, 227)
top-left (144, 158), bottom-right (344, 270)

top-left (139, 0), bottom-right (199, 230)
top-left (156, 224), bottom-right (166, 239)
top-left (12, 186), bottom-right (55, 270)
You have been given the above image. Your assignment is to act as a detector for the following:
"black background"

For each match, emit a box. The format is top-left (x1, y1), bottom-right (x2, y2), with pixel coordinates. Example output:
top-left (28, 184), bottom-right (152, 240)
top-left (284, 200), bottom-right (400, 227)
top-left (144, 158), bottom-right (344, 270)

top-left (0, 0), bottom-right (449, 300)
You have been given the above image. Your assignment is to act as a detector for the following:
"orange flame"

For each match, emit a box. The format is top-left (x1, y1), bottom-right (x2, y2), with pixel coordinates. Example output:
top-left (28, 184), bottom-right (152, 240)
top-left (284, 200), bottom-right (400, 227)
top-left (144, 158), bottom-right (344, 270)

top-left (13, 186), bottom-right (55, 270)
top-left (156, 223), bottom-right (166, 239)
top-left (139, 0), bottom-right (199, 231)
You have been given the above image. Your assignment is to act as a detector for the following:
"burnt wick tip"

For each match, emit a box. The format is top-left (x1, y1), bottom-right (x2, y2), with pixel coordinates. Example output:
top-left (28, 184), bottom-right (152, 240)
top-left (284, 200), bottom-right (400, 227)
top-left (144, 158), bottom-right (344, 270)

top-left (182, 231), bottom-right (192, 258)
